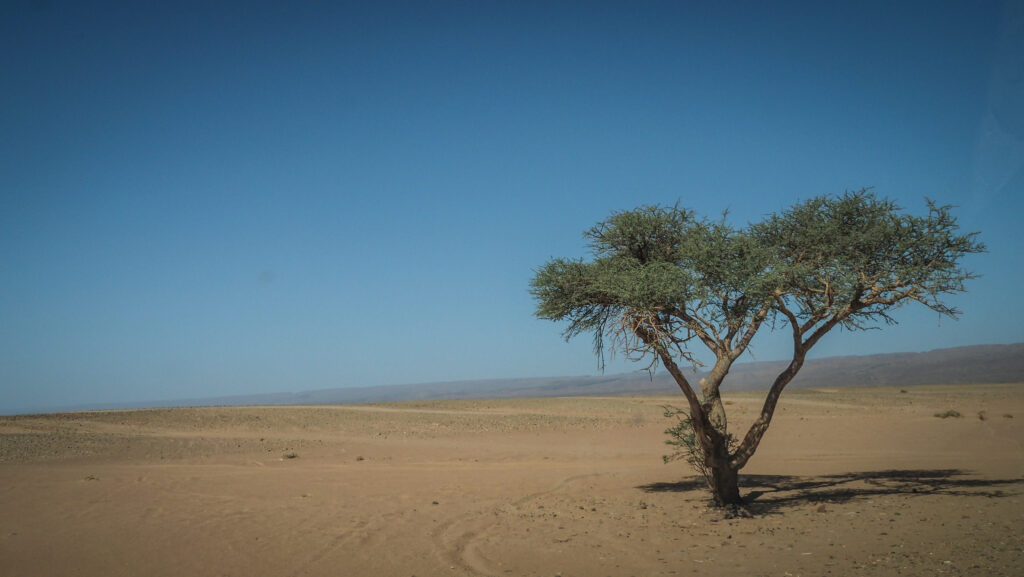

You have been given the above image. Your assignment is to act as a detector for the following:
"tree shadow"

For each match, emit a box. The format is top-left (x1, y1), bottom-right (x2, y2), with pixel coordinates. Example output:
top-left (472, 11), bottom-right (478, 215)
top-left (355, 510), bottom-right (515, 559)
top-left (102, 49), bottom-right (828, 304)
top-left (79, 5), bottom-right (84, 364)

top-left (639, 469), bottom-right (1023, 514)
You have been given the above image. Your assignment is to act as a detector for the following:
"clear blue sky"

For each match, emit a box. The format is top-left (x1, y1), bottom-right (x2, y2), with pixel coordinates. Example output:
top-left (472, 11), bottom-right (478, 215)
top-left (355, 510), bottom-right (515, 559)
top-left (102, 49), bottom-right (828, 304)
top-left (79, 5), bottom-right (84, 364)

top-left (2, 1), bottom-right (1021, 413)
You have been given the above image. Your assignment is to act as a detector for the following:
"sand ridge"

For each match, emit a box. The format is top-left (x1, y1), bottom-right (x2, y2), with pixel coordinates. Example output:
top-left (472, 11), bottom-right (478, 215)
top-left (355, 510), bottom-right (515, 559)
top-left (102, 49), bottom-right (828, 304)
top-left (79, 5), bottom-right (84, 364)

top-left (1, 384), bottom-right (1022, 576)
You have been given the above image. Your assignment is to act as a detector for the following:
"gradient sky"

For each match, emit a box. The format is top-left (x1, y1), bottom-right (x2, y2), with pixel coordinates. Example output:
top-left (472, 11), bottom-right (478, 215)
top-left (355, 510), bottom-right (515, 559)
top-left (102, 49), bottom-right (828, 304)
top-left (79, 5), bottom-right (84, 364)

top-left (2, 1), bottom-right (1022, 413)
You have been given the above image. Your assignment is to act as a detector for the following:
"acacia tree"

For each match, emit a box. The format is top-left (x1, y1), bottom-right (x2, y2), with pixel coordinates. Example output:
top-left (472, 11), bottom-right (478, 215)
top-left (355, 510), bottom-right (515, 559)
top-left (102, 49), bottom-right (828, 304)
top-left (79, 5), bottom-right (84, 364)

top-left (530, 190), bottom-right (983, 509)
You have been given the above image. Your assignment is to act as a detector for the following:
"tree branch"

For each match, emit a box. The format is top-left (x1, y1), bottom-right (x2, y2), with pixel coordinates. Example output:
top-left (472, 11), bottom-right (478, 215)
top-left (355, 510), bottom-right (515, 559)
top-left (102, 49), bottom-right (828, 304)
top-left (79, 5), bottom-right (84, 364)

top-left (634, 326), bottom-right (713, 453)
top-left (730, 349), bottom-right (806, 470)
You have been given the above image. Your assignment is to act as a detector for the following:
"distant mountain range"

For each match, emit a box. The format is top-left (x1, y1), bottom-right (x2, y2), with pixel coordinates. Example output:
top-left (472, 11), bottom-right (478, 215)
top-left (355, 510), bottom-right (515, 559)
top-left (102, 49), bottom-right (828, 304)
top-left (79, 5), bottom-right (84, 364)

top-left (48, 343), bottom-right (1024, 414)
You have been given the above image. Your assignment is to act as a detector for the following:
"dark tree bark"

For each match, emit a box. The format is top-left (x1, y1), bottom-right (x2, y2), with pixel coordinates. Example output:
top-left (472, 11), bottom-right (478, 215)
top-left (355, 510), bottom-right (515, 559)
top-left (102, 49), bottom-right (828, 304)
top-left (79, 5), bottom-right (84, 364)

top-left (707, 432), bottom-right (742, 507)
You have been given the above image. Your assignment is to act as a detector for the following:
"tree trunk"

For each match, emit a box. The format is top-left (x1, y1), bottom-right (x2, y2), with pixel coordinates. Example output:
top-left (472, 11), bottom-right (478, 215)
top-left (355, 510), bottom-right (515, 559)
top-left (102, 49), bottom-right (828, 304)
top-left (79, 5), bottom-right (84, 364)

top-left (701, 381), bottom-right (728, 435)
top-left (705, 431), bottom-right (743, 507)
top-left (651, 341), bottom-right (746, 509)
top-left (710, 462), bottom-right (742, 507)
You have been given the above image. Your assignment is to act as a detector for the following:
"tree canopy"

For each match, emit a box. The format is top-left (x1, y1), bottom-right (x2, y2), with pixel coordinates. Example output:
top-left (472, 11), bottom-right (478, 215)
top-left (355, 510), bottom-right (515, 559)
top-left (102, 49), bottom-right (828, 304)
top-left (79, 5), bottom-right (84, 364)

top-left (530, 190), bottom-right (984, 509)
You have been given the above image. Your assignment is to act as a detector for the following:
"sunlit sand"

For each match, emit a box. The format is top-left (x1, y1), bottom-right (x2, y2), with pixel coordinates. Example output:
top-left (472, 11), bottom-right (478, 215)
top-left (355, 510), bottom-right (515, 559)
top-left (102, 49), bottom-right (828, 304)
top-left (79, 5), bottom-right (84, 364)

top-left (2, 384), bottom-right (1021, 576)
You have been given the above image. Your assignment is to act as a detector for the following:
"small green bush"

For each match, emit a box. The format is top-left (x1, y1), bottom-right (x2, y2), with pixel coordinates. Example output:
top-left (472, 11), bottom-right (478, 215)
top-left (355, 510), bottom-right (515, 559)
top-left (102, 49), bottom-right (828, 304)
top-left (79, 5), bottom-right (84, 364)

top-left (662, 405), bottom-right (736, 490)
top-left (934, 410), bottom-right (961, 419)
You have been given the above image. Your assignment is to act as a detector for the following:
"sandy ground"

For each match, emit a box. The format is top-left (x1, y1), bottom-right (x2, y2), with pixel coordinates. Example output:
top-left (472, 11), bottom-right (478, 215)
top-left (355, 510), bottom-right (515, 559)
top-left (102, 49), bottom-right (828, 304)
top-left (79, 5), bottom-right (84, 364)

top-left (1, 384), bottom-right (1022, 577)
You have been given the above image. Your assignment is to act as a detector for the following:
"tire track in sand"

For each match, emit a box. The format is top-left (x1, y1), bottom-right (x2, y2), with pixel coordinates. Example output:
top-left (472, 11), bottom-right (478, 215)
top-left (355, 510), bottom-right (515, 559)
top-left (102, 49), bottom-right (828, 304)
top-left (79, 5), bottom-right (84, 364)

top-left (431, 472), bottom-right (603, 576)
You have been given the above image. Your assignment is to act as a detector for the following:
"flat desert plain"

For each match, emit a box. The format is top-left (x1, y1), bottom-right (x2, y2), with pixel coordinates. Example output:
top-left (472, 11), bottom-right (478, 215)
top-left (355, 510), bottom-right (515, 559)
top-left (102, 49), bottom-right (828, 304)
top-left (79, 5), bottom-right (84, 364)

top-left (2, 384), bottom-right (1022, 577)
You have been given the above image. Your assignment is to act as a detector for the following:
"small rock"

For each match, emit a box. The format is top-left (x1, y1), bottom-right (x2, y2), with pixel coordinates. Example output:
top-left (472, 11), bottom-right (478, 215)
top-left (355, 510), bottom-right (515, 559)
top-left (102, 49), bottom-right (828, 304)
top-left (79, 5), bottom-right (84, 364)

top-left (816, 504), bottom-right (828, 513)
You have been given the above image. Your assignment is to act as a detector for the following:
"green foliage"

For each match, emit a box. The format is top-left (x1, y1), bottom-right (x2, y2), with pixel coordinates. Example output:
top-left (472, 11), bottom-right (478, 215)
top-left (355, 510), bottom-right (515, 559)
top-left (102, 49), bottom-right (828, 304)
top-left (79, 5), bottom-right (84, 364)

top-left (530, 204), bottom-right (774, 368)
top-left (530, 190), bottom-right (985, 367)
top-left (754, 190), bottom-right (986, 329)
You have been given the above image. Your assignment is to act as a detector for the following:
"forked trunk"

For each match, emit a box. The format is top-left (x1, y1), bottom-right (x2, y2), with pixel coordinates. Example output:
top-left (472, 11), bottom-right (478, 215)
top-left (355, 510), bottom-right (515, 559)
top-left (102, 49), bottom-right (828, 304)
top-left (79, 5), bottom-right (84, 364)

top-left (652, 343), bottom-right (747, 510)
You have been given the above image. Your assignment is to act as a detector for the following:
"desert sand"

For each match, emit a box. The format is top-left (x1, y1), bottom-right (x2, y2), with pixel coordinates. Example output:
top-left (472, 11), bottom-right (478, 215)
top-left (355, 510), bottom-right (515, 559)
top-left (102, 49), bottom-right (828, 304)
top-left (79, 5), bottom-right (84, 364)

top-left (1, 384), bottom-right (1022, 577)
